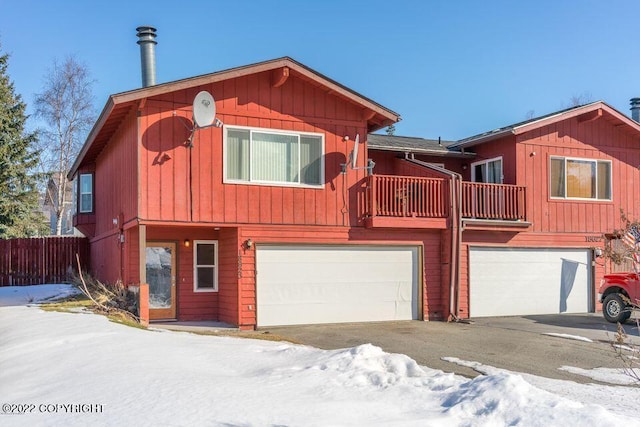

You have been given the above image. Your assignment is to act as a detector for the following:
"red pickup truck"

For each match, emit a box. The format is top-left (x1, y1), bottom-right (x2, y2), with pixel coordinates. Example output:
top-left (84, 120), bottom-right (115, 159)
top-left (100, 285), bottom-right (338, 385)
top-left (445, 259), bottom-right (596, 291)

top-left (598, 272), bottom-right (640, 323)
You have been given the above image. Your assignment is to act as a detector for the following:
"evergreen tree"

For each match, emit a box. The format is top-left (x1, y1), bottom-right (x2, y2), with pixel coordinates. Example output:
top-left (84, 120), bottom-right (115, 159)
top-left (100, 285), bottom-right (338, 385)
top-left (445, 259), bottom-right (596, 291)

top-left (0, 43), bottom-right (47, 238)
top-left (386, 124), bottom-right (396, 136)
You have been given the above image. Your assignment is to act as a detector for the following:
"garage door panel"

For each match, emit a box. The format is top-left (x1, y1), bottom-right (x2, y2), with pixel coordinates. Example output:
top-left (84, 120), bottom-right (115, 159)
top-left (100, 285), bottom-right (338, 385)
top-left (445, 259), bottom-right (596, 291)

top-left (257, 245), bottom-right (419, 326)
top-left (470, 248), bottom-right (590, 317)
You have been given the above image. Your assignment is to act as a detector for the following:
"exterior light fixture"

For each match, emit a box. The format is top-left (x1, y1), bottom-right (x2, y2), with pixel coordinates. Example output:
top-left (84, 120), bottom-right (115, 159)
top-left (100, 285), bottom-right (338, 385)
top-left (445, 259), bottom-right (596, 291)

top-left (184, 239), bottom-right (190, 248)
top-left (245, 239), bottom-right (253, 249)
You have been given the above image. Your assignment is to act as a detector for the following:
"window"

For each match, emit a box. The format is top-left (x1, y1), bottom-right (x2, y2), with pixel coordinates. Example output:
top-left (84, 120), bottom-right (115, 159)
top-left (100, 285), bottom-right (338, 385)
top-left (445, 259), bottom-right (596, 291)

top-left (79, 173), bottom-right (93, 213)
top-left (194, 241), bottom-right (218, 292)
top-left (225, 126), bottom-right (324, 187)
top-left (550, 157), bottom-right (611, 200)
top-left (471, 157), bottom-right (503, 183)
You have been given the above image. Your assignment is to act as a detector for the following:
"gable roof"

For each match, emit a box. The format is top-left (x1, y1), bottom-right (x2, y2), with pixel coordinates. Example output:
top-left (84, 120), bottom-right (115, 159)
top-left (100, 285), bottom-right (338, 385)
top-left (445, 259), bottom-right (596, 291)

top-left (450, 101), bottom-right (640, 149)
top-left (367, 134), bottom-right (473, 158)
top-left (69, 57), bottom-right (401, 178)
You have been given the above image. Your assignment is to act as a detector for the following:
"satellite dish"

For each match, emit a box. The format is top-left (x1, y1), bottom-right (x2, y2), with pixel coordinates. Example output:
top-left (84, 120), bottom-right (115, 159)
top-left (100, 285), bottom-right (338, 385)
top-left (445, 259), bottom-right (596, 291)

top-left (193, 91), bottom-right (216, 128)
top-left (351, 134), bottom-right (360, 168)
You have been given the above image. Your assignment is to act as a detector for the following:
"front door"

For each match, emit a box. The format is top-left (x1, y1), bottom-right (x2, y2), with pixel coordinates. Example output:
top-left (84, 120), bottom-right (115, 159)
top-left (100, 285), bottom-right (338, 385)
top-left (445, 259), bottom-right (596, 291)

top-left (146, 242), bottom-right (176, 320)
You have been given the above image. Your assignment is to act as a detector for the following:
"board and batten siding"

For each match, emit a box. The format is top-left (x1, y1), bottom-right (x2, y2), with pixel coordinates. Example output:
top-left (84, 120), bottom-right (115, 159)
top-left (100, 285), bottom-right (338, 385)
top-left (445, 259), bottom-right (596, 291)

top-left (139, 71), bottom-right (370, 228)
top-left (516, 116), bottom-right (640, 234)
top-left (235, 226), bottom-right (445, 327)
top-left (89, 109), bottom-right (139, 284)
top-left (458, 231), bottom-right (605, 318)
top-left (94, 109), bottom-right (138, 237)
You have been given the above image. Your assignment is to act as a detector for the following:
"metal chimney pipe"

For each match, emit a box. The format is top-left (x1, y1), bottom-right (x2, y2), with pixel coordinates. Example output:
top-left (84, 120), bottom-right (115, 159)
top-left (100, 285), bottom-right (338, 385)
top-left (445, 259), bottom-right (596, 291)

top-left (136, 26), bottom-right (157, 87)
top-left (631, 98), bottom-right (640, 122)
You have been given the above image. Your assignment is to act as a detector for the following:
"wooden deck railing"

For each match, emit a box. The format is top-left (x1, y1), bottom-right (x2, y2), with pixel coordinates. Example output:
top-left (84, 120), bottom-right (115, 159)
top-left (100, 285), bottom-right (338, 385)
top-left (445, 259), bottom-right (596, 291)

top-left (461, 182), bottom-right (526, 220)
top-left (366, 175), bottom-right (449, 218)
top-left (365, 175), bottom-right (526, 222)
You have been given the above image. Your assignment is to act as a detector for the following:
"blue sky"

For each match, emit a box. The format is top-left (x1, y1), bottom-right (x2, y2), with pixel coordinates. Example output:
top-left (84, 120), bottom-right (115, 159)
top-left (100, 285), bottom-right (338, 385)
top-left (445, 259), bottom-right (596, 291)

top-left (1, 0), bottom-right (639, 140)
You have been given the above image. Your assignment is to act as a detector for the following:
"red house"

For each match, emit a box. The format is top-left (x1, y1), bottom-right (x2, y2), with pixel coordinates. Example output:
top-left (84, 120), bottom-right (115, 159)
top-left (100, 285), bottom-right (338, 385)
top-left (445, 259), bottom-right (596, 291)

top-left (69, 47), bottom-right (640, 328)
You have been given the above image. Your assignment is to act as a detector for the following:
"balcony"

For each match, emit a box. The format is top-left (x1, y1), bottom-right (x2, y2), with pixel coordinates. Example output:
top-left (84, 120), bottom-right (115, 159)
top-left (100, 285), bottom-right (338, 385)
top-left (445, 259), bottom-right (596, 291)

top-left (364, 175), bottom-right (450, 228)
top-left (364, 175), bottom-right (528, 229)
top-left (460, 182), bottom-right (526, 221)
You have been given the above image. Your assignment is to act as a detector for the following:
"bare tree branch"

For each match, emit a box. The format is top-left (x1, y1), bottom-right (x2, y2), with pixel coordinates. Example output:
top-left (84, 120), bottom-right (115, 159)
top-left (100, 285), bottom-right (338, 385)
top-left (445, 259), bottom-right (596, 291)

top-left (34, 56), bottom-right (95, 235)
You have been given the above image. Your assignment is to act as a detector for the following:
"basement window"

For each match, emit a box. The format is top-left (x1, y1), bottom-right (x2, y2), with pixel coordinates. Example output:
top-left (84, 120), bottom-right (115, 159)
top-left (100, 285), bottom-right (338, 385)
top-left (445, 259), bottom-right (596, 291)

top-left (550, 157), bottom-right (611, 200)
top-left (224, 126), bottom-right (324, 187)
top-left (78, 173), bottom-right (93, 213)
top-left (194, 240), bottom-right (218, 292)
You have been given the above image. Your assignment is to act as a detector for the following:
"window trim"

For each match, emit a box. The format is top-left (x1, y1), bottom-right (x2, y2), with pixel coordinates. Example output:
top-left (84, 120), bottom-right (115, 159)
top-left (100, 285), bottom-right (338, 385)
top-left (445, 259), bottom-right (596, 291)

top-left (470, 156), bottom-right (503, 183)
top-left (223, 125), bottom-right (325, 188)
top-left (549, 156), bottom-right (612, 201)
top-left (78, 173), bottom-right (94, 214)
top-left (193, 240), bottom-right (218, 293)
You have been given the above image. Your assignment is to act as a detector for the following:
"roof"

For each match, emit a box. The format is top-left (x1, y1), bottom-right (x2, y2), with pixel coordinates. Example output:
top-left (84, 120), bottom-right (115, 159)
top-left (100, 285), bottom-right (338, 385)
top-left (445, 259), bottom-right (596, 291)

top-left (69, 57), bottom-right (401, 178)
top-left (450, 101), bottom-right (640, 148)
top-left (367, 134), bottom-right (473, 158)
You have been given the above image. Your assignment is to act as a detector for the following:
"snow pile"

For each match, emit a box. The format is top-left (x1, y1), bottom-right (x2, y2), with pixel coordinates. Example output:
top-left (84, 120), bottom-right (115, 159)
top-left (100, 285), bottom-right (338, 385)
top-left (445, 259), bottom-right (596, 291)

top-left (444, 357), bottom-right (640, 420)
top-left (559, 366), bottom-right (638, 386)
top-left (1, 285), bottom-right (639, 426)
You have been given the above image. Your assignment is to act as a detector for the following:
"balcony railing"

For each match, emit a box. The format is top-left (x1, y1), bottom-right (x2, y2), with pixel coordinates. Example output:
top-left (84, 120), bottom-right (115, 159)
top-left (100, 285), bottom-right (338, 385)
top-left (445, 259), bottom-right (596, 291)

top-left (365, 175), bottom-right (526, 222)
top-left (366, 175), bottom-right (449, 219)
top-left (461, 182), bottom-right (526, 221)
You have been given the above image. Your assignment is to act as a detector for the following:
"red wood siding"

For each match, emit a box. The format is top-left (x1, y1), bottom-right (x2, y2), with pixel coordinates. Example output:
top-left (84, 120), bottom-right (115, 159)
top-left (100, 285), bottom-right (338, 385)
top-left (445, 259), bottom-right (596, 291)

top-left (369, 151), bottom-right (466, 176)
top-left (464, 136), bottom-right (517, 184)
top-left (458, 231), bottom-right (604, 317)
top-left (94, 109), bottom-right (138, 237)
top-left (218, 227), bottom-right (240, 325)
top-left (235, 225), bottom-right (445, 326)
top-left (90, 232), bottom-right (122, 285)
top-left (516, 116), bottom-right (640, 234)
top-left (145, 226), bottom-right (219, 321)
top-left (139, 72), bottom-right (369, 228)
top-left (87, 109), bottom-right (138, 284)
top-left (125, 227), bottom-right (140, 285)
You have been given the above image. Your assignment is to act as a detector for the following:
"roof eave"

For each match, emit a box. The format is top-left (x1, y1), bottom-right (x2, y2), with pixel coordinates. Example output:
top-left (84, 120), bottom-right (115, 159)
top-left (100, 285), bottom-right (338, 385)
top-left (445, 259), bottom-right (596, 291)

top-left (110, 57), bottom-right (400, 124)
top-left (68, 97), bottom-right (116, 179)
top-left (449, 128), bottom-right (514, 149)
top-left (69, 57), bottom-right (400, 177)
top-left (368, 144), bottom-right (475, 158)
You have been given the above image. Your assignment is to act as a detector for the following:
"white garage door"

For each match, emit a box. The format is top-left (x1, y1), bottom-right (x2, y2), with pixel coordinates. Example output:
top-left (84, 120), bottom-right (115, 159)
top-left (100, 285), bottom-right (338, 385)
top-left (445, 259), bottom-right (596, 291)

top-left (256, 245), bottom-right (420, 326)
top-left (469, 247), bottom-right (591, 317)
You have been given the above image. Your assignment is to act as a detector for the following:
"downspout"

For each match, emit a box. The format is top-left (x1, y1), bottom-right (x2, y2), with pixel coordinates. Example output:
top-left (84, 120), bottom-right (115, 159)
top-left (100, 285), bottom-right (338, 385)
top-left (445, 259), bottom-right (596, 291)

top-left (405, 155), bottom-right (462, 321)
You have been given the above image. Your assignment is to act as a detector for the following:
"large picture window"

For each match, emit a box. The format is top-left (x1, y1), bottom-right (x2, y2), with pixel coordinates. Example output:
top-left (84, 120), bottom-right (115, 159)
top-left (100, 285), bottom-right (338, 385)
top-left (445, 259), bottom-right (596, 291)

top-left (225, 126), bottom-right (323, 187)
top-left (550, 157), bottom-right (611, 200)
top-left (194, 241), bottom-right (218, 292)
top-left (79, 173), bottom-right (93, 213)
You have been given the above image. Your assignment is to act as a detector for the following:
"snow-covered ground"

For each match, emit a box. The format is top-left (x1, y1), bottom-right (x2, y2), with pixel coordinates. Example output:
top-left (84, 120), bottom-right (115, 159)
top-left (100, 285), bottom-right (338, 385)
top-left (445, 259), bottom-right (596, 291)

top-left (1, 285), bottom-right (639, 426)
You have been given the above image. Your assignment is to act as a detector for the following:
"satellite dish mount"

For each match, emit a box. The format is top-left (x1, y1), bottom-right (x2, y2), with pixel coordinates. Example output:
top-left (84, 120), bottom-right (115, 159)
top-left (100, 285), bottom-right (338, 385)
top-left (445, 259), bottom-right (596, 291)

top-left (187, 90), bottom-right (223, 147)
top-left (341, 134), bottom-right (375, 174)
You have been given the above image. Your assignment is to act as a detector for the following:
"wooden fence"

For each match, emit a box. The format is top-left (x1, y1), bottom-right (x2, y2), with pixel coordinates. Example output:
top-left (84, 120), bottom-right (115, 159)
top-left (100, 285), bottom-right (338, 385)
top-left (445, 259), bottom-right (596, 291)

top-left (0, 237), bottom-right (89, 286)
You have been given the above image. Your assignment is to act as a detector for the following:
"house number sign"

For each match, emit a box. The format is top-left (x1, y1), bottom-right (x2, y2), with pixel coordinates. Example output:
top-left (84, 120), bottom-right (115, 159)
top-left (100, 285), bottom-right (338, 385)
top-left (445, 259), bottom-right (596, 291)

top-left (584, 236), bottom-right (603, 242)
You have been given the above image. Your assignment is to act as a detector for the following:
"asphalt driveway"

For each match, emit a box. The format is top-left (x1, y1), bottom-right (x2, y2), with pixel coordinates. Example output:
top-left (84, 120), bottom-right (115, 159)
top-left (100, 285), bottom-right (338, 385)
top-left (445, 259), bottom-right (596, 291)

top-left (264, 313), bottom-right (640, 384)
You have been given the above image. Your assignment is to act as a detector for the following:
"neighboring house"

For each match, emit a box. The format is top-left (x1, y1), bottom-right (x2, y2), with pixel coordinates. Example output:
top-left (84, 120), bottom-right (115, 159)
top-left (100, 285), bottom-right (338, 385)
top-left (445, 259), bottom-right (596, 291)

top-left (68, 53), bottom-right (640, 328)
top-left (368, 101), bottom-right (640, 319)
top-left (42, 174), bottom-right (77, 235)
